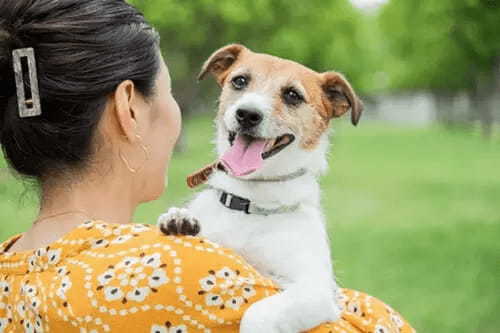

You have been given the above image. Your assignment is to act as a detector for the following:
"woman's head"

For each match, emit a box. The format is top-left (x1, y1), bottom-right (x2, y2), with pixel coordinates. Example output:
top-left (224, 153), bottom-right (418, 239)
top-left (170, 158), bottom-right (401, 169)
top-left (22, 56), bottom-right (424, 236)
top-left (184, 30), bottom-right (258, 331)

top-left (0, 0), bottom-right (180, 202)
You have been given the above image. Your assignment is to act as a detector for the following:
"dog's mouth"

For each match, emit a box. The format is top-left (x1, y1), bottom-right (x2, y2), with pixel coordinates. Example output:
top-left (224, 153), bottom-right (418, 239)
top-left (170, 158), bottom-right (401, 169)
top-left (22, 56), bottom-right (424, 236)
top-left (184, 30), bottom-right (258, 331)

top-left (222, 131), bottom-right (295, 177)
top-left (228, 132), bottom-right (295, 159)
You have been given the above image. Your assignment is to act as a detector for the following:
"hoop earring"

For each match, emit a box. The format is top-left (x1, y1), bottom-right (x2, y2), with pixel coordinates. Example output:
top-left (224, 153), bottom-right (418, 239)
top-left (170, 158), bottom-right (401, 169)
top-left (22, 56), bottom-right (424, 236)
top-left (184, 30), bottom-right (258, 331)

top-left (119, 135), bottom-right (150, 173)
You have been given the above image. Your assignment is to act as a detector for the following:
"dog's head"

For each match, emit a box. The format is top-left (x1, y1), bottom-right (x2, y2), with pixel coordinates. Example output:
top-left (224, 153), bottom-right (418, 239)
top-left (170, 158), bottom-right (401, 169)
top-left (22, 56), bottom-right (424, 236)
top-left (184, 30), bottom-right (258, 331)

top-left (199, 44), bottom-right (363, 178)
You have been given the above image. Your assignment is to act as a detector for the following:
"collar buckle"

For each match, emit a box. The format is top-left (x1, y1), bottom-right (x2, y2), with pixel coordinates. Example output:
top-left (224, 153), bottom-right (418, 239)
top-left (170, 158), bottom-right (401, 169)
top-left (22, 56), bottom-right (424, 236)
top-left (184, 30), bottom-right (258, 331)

top-left (220, 192), bottom-right (250, 214)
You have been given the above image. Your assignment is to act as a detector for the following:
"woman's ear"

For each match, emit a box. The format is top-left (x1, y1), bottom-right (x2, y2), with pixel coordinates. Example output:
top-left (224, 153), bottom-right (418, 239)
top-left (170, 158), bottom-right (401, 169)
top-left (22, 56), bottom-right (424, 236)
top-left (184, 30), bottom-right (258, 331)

top-left (112, 80), bottom-right (139, 142)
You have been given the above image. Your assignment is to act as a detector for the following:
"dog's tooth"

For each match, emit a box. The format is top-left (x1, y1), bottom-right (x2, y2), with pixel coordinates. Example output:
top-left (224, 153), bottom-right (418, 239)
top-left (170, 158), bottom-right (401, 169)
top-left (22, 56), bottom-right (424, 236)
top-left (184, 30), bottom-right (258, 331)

top-left (265, 139), bottom-right (274, 150)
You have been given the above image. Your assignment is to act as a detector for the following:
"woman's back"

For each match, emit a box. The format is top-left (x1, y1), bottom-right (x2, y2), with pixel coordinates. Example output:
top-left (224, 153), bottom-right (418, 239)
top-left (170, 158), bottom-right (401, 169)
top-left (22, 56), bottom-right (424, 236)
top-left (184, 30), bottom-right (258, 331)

top-left (0, 221), bottom-right (414, 333)
top-left (0, 221), bottom-right (276, 332)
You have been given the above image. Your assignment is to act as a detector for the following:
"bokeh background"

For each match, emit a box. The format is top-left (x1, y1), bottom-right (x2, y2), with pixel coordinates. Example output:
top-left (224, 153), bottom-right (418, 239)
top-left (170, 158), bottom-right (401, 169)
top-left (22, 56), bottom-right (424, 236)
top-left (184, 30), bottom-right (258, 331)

top-left (1, 0), bottom-right (499, 331)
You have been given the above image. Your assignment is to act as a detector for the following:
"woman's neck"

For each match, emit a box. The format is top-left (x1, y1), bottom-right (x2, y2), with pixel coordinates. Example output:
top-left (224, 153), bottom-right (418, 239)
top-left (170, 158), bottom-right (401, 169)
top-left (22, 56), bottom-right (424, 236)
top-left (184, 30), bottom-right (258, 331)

top-left (40, 176), bottom-right (136, 224)
top-left (8, 172), bottom-right (137, 252)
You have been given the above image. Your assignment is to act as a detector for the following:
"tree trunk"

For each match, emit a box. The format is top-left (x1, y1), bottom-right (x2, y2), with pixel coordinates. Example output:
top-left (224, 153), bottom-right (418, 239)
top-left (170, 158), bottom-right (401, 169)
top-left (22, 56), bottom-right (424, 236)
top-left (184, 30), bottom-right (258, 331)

top-left (472, 73), bottom-right (495, 139)
top-left (433, 91), bottom-right (454, 127)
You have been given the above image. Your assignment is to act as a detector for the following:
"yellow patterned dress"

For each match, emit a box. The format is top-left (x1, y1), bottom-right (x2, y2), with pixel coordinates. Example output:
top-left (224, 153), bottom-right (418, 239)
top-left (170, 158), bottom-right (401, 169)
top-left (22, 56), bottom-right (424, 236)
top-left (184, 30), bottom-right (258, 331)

top-left (0, 220), bottom-right (415, 333)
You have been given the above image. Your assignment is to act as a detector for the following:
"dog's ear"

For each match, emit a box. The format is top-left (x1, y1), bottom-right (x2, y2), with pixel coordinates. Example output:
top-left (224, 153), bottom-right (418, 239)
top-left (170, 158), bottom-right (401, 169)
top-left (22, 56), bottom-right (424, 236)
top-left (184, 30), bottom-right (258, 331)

top-left (198, 44), bottom-right (247, 85)
top-left (321, 72), bottom-right (363, 126)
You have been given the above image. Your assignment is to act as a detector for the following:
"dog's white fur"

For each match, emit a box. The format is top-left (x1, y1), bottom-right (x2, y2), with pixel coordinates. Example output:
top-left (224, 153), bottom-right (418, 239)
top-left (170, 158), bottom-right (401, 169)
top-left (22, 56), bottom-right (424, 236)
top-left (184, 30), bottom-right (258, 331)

top-left (158, 44), bottom-right (362, 333)
top-left (160, 95), bottom-right (339, 333)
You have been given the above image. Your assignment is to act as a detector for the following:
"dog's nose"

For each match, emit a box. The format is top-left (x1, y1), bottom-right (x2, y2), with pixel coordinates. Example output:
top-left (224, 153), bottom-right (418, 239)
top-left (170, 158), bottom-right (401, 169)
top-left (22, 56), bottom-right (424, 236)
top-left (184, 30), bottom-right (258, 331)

top-left (236, 109), bottom-right (263, 128)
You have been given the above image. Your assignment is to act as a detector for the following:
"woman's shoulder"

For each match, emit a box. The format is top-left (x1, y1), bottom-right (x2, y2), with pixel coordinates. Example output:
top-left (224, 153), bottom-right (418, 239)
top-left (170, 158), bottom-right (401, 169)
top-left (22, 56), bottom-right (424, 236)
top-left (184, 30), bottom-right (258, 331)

top-left (0, 221), bottom-right (415, 332)
top-left (0, 221), bottom-right (277, 332)
top-left (50, 220), bottom-right (277, 331)
top-left (69, 220), bottom-right (261, 275)
top-left (62, 222), bottom-right (415, 333)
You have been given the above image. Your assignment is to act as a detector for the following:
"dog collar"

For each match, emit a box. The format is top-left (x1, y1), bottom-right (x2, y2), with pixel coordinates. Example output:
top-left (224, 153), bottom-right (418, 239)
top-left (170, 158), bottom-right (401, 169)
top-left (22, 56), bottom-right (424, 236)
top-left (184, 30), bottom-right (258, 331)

top-left (227, 167), bottom-right (308, 183)
top-left (216, 190), bottom-right (301, 216)
top-left (187, 162), bottom-right (308, 189)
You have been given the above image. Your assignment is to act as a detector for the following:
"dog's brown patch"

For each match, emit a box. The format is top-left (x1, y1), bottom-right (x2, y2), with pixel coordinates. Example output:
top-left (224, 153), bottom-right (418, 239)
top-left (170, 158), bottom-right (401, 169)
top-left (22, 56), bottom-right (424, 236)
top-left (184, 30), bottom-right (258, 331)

top-left (200, 44), bottom-right (363, 152)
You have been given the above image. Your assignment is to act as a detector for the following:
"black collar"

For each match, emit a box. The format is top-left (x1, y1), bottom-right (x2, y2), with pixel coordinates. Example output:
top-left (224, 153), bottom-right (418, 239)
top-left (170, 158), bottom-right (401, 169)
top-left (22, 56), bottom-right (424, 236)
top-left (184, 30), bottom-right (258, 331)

top-left (219, 191), bottom-right (251, 214)
top-left (217, 190), bottom-right (301, 216)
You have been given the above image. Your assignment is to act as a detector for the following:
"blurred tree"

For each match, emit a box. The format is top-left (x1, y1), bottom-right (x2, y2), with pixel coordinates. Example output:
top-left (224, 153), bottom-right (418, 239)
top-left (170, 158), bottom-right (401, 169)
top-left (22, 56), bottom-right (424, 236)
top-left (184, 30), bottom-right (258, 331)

top-left (379, 0), bottom-right (500, 91)
top-left (378, 0), bottom-right (500, 136)
top-left (129, 0), bottom-right (375, 112)
top-left (129, 0), bottom-right (499, 135)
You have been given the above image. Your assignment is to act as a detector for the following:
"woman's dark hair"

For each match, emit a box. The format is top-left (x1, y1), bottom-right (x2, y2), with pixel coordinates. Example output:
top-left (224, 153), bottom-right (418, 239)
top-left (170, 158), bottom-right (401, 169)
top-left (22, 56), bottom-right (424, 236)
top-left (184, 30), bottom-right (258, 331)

top-left (0, 0), bottom-right (160, 180)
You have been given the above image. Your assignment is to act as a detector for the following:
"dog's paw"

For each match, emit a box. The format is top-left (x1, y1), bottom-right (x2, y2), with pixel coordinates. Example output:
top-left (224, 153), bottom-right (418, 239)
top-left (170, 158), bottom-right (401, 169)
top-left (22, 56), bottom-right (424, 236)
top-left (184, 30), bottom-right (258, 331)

top-left (240, 299), bottom-right (282, 333)
top-left (157, 207), bottom-right (201, 236)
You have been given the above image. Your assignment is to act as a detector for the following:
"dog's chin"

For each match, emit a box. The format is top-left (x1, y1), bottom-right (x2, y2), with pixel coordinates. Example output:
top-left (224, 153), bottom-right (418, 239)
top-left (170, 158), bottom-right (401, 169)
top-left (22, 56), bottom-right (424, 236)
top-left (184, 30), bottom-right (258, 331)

top-left (227, 130), bottom-right (295, 160)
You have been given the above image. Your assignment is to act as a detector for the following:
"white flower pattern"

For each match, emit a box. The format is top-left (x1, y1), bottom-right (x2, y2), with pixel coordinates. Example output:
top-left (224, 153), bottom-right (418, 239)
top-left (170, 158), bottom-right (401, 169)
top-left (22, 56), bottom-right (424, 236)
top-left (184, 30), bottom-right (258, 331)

top-left (225, 296), bottom-right (245, 310)
top-left (198, 267), bottom-right (257, 310)
top-left (26, 248), bottom-right (62, 272)
top-left (104, 286), bottom-right (124, 302)
top-left (205, 293), bottom-right (223, 307)
top-left (47, 249), bottom-right (61, 265)
top-left (91, 238), bottom-right (110, 249)
top-left (97, 270), bottom-right (115, 286)
top-left (56, 276), bottom-right (72, 300)
top-left (199, 275), bottom-right (216, 292)
top-left (148, 269), bottom-right (169, 288)
top-left (96, 252), bottom-right (169, 304)
top-left (126, 286), bottom-right (150, 302)
top-left (111, 234), bottom-right (133, 244)
top-left (0, 281), bottom-right (10, 297)
top-left (375, 324), bottom-right (390, 333)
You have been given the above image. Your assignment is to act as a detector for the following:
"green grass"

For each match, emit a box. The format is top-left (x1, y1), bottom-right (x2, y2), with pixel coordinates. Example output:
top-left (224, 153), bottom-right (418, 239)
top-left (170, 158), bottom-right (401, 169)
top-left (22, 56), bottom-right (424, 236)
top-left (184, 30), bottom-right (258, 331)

top-left (1, 115), bottom-right (499, 332)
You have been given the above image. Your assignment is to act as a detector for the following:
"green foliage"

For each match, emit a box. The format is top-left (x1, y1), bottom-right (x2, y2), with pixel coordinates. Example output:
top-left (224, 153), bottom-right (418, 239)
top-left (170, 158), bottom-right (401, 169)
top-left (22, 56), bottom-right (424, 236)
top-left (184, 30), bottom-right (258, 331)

top-left (2, 116), bottom-right (499, 331)
top-left (128, 0), bottom-right (499, 97)
top-left (128, 0), bottom-right (376, 100)
top-left (378, 0), bottom-right (500, 91)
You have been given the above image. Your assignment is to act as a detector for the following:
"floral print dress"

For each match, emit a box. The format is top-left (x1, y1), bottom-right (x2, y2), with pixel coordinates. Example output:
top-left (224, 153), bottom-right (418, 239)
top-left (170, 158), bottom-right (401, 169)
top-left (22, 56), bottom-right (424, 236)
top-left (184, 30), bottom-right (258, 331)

top-left (0, 220), bottom-right (415, 333)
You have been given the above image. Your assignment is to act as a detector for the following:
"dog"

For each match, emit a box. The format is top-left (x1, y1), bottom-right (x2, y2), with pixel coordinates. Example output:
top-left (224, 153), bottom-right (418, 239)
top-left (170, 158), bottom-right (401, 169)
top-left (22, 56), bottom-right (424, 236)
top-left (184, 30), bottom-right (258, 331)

top-left (158, 44), bottom-right (363, 333)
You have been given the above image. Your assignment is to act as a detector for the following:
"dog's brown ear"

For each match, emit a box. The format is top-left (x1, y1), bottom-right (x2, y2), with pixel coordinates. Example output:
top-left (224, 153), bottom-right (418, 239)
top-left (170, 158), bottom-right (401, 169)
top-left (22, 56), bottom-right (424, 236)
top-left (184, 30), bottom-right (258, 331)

top-left (198, 44), bottom-right (247, 85)
top-left (321, 72), bottom-right (364, 126)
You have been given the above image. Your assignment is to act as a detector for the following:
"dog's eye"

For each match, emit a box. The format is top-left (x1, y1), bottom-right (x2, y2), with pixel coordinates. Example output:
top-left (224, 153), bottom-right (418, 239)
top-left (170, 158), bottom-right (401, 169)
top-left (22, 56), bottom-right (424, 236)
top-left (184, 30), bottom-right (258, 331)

top-left (231, 76), bottom-right (249, 90)
top-left (282, 88), bottom-right (304, 106)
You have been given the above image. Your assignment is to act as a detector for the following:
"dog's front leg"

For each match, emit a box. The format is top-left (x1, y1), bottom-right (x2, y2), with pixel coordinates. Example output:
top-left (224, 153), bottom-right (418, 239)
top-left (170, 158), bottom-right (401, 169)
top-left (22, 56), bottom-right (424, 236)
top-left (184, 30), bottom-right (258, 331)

top-left (157, 207), bottom-right (201, 236)
top-left (240, 280), bottom-right (340, 333)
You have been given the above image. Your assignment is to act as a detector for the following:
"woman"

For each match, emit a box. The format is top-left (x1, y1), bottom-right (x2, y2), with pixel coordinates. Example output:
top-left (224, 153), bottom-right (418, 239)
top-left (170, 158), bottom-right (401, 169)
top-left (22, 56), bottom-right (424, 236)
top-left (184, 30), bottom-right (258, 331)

top-left (0, 0), bottom-right (414, 332)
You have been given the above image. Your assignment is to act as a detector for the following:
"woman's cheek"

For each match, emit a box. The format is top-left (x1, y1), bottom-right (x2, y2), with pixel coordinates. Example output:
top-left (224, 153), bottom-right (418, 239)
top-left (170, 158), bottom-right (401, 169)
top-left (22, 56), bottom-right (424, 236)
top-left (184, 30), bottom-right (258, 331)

top-left (168, 96), bottom-right (182, 143)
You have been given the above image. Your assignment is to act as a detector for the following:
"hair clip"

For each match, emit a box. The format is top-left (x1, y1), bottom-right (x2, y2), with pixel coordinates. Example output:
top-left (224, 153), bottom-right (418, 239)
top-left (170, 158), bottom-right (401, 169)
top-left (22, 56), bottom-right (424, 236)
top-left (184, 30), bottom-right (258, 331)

top-left (12, 47), bottom-right (42, 118)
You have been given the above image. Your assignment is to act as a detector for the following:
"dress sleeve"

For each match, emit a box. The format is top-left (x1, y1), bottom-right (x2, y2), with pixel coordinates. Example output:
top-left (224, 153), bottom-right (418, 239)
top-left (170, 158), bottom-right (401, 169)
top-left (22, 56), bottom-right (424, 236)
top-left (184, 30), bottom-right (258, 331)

top-left (308, 288), bottom-right (416, 333)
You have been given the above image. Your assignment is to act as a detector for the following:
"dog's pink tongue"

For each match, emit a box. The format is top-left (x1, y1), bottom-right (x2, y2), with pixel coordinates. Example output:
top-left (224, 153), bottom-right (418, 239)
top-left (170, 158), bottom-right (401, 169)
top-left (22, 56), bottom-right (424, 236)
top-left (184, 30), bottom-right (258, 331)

top-left (221, 135), bottom-right (267, 177)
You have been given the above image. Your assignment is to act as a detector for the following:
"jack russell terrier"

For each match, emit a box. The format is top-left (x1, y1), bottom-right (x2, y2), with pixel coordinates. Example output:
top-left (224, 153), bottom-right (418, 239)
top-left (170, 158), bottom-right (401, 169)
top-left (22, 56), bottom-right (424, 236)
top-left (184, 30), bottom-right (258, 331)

top-left (158, 44), bottom-right (363, 333)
